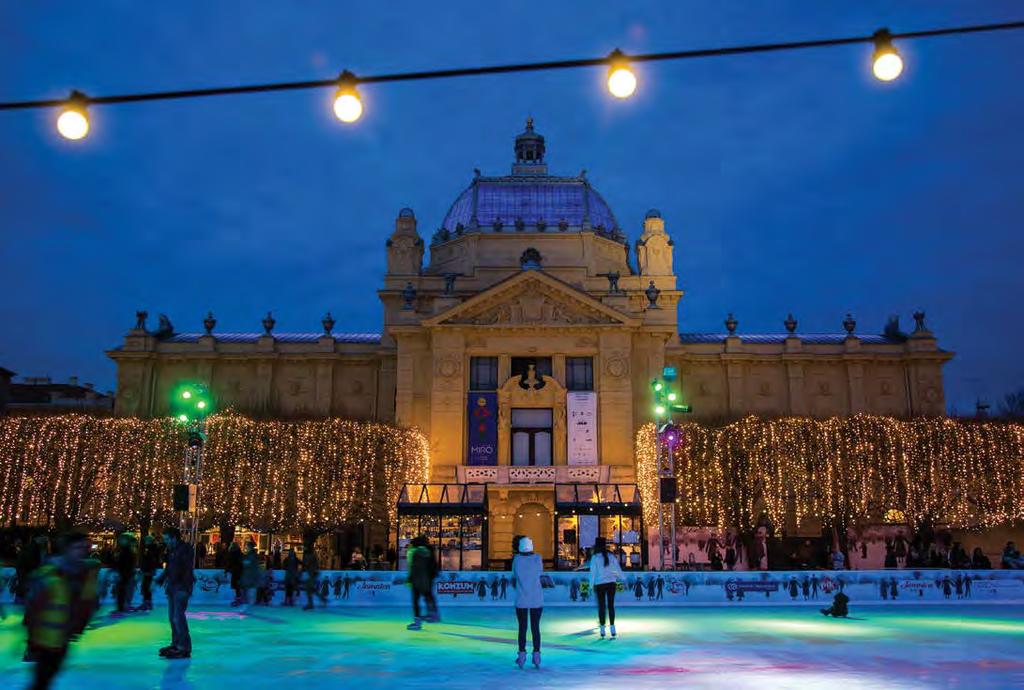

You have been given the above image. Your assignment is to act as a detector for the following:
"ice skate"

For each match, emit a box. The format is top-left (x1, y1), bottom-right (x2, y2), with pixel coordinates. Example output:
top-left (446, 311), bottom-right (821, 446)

top-left (532, 651), bottom-right (541, 668)
top-left (600, 625), bottom-right (606, 638)
top-left (407, 619), bottom-right (422, 630)
top-left (515, 651), bottom-right (526, 669)
top-left (425, 613), bottom-right (441, 623)
top-left (164, 648), bottom-right (191, 659)
top-left (610, 624), bottom-right (617, 638)
top-left (158, 645), bottom-right (175, 657)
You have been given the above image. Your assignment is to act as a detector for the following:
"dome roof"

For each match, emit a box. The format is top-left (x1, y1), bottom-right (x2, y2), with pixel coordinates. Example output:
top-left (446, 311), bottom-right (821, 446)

top-left (435, 120), bottom-right (624, 245)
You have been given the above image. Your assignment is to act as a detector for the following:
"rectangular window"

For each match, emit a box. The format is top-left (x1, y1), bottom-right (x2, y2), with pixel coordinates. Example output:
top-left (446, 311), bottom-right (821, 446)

top-left (469, 357), bottom-right (498, 391)
top-left (511, 408), bottom-right (553, 466)
top-left (510, 357), bottom-right (552, 383)
top-left (566, 357), bottom-right (594, 391)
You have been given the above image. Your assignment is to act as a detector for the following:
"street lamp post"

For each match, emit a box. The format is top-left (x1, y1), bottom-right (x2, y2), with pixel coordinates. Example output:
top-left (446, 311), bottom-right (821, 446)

top-left (652, 366), bottom-right (691, 570)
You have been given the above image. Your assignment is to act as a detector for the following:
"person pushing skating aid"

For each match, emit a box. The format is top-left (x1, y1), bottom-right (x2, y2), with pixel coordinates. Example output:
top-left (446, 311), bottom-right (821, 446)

top-left (820, 589), bottom-right (850, 618)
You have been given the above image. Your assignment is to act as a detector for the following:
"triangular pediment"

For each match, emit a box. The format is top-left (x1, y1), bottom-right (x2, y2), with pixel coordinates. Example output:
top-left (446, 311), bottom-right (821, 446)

top-left (424, 271), bottom-right (639, 328)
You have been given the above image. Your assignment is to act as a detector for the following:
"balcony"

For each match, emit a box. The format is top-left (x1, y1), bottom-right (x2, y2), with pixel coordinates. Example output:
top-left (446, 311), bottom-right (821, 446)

top-left (455, 464), bottom-right (610, 485)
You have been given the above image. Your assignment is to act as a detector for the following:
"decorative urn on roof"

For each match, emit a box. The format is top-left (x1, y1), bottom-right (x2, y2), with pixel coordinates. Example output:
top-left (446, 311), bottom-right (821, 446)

top-left (322, 312), bottom-right (336, 335)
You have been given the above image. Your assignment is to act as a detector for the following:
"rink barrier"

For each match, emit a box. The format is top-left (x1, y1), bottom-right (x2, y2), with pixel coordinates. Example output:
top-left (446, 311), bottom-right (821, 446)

top-left (2, 567), bottom-right (1023, 607)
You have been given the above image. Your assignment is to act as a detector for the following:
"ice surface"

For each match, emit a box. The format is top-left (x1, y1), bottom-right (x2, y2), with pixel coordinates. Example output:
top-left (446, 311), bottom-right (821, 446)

top-left (2, 603), bottom-right (1023, 689)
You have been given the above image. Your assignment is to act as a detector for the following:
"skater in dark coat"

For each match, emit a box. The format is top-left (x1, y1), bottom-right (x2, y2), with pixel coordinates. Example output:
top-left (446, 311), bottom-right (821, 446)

top-left (139, 535), bottom-right (160, 610)
top-left (226, 542), bottom-right (243, 605)
top-left (240, 541), bottom-right (262, 606)
top-left (283, 549), bottom-right (299, 606)
top-left (156, 527), bottom-right (194, 659)
top-left (406, 535), bottom-right (439, 629)
top-left (113, 533), bottom-right (136, 613)
top-left (789, 577), bottom-right (799, 600)
top-left (302, 549), bottom-right (323, 610)
top-left (633, 578), bottom-right (644, 600)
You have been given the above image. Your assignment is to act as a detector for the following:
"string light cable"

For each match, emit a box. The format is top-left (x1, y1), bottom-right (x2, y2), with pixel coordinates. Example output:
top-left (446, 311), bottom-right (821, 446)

top-left (0, 19), bottom-right (1022, 137)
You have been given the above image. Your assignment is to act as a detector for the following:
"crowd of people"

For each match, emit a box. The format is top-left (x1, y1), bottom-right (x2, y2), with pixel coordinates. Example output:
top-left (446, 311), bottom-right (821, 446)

top-left (683, 525), bottom-right (1022, 572)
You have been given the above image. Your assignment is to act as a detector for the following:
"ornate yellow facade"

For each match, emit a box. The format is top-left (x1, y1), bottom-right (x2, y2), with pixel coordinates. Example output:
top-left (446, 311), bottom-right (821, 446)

top-left (108, 121), bottom-right (951, 566)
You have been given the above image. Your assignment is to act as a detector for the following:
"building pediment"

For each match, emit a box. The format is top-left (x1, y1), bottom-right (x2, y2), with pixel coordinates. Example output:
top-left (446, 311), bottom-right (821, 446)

top-left (423, 270), bottom-right (639, 328)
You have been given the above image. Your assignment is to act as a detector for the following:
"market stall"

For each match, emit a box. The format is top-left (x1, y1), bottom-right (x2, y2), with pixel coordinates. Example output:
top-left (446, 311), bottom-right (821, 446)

top-left (397, 483), bottom-right (487, 571)
top-left (554, 483), bottom-right (644, 570)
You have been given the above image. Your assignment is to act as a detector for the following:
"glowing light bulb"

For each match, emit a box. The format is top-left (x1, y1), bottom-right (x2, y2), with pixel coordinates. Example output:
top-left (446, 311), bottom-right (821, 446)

top-left (668, 393), bottom-right (677, 402)
top-left (872, 29), bottom-right (903, 82)
top-left (655, 405), bottom-right (666, 416)
top-left (197, 400), bottom-right (207, 409)
top-left (182, 391), bottom-right (192, 399)
top-left (178, 414), bottom-right (188, 423)
top-left (606, 50), bottom-right (637, 99)
top-left (56, 93), bottom-right (90, 140)
top-left (333, 71), bottom-right (363, 123)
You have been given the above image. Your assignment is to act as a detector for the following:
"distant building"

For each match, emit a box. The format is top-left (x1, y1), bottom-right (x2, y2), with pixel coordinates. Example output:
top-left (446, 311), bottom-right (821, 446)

top-left (8, 375), bottom-right (115, 412)
top-left (107, 120), bottom-right (951, 568)
top-left (0, 367), bottom-right (14, 412)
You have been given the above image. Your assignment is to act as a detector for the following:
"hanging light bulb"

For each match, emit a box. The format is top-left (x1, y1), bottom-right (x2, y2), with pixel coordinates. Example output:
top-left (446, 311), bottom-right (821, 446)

top-left (871, 29), bottom-right (903, 82)
top-left (606, 49), bottom-right (637, 99)
top-left (333, 70), bottom-right (363, 123)
top-left (56, 91), bottom-right (90, 140)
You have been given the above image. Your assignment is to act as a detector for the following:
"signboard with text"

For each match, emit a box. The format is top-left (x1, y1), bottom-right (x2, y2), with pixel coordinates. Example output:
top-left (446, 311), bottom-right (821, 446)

top-left (567, 391), bottom-right (598, 465)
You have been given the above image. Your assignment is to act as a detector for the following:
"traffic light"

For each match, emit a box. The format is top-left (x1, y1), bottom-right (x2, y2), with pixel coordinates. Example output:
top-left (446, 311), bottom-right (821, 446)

top-left (171, 382), bottom-right (214, 424)
top-left (651, 367), bottom-right (692, 421)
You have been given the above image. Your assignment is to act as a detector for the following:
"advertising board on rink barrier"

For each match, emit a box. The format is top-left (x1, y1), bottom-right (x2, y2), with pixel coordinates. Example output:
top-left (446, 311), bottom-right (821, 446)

top-left (2, 567), bottom-right (1022, 607)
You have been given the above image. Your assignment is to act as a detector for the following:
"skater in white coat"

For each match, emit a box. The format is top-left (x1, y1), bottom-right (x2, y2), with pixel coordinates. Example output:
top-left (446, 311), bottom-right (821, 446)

top-left (511, 535), bottom-right (544, 669)
top-left (589, 536), bottom-right (623, 638)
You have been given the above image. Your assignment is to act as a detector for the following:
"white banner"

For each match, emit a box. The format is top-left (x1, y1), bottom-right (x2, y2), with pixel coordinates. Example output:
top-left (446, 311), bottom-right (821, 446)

top-left (567, 391), bottom-right (598, 465)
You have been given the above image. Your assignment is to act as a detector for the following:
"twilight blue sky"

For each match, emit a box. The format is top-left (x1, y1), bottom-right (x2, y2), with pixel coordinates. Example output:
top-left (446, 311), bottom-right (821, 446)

top-left (1, 2), bottom-right (1022, 413)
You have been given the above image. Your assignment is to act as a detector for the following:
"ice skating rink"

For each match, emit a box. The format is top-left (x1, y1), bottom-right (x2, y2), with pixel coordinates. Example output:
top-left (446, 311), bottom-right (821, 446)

top-left (3, 604), bottom-right (1024, 689)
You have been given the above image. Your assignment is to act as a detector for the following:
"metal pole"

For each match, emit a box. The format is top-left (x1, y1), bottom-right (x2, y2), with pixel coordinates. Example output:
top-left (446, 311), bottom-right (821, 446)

top-left (668, 437), bottom-right (676, 570)
top-left (656, 429), bottom-right (664, 571)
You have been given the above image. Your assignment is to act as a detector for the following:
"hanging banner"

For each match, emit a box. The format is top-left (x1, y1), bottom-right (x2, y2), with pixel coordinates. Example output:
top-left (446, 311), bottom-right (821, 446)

top-left (567, 391), bottom-right (598, 465)
top-left (467, 392), bottom-right (498, 465)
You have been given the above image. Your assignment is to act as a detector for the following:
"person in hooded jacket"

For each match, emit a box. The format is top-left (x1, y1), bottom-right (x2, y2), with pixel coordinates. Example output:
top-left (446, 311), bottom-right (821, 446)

top-left (588, 536), bottom-right (623, 638)
top-left (512, 535), bottom-right (544, 669)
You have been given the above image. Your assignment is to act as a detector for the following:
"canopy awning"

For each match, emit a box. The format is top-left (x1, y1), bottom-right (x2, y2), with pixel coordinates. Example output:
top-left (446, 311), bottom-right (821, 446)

top-left (397, 483), bottom-right (487, 515)
top-left (554, 483), bottom-right (642, 515)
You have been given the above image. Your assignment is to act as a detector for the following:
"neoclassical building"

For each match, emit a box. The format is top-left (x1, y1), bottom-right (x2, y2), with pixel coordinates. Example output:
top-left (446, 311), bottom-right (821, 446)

top-left (108, 120), bottom-right (951, 568)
